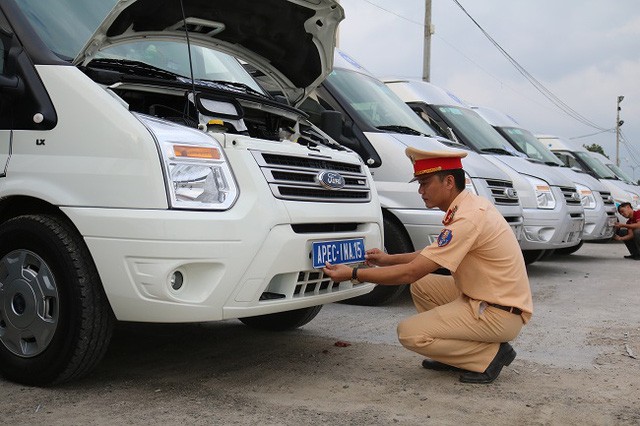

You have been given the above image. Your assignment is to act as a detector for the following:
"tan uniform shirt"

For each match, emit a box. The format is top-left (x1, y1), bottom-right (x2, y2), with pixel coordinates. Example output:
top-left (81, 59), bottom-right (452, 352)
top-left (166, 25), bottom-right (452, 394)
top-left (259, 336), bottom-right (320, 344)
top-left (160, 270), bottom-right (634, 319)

top-left (420, 190), bottom-right (533, 323)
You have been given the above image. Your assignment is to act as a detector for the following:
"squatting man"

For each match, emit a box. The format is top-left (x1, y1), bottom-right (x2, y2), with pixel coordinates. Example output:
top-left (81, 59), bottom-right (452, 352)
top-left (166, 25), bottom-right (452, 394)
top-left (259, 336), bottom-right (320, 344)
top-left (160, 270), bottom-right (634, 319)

top-left (323, 147), bottom-right (533, 384)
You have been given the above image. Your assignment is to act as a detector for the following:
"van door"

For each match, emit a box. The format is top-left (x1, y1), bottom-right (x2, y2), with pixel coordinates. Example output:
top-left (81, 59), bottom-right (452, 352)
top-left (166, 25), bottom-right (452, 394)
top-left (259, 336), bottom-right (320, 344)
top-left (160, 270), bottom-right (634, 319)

top-left (0, 19), bottom-right (14, 176)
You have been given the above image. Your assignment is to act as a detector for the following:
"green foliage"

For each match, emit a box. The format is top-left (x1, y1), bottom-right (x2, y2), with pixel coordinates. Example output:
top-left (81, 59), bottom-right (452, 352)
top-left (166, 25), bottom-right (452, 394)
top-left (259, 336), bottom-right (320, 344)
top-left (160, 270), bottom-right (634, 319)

top-left (583, 143), bottom-right (607, 157)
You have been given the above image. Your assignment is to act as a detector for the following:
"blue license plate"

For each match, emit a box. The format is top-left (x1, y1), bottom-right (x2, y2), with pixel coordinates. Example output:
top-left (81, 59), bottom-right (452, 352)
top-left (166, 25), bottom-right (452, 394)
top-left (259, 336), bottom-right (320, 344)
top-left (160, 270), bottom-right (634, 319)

top-left (312, 238), bottom-right (365, 269)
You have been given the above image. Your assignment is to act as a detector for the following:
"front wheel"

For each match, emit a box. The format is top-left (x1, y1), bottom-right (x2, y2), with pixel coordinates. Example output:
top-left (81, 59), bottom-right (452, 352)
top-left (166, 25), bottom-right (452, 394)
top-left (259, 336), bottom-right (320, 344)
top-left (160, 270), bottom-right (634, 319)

top-left (239, 305), bottom-right (322, 331)
top-left (343, 217), bottom-right (413, 306)
top-left (0, 215), bottom-right (114, 386)
top-left (555, 241), bottom-right (583, 256)
top-left (522, 249), bottom-right (545, 265)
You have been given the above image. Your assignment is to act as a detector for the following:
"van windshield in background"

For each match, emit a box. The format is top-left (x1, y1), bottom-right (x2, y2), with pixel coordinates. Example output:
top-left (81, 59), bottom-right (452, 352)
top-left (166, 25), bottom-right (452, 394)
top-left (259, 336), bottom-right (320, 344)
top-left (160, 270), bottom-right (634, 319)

top-left (606, 163), bottom-right (635, 183)
top-left (327, 68), bottom-right (436, 136)
top-left (99, 41), bottom-right (264, 93)
top-left (16, 0), bottom-right (116, 60)
top-left (499, 127), bottom-right (564, 165)
top-left (436, 106), bottom-right (519, 154)
top-left (574, 152), bottom-right (617, 179)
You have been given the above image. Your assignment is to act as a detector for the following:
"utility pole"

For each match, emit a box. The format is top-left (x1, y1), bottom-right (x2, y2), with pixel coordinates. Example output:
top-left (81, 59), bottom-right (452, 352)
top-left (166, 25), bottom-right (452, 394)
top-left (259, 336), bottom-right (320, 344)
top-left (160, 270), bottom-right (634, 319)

top-left (616, 95), bottom-right (624, 166)
top-left (422, 0), bottom-right (433, 82)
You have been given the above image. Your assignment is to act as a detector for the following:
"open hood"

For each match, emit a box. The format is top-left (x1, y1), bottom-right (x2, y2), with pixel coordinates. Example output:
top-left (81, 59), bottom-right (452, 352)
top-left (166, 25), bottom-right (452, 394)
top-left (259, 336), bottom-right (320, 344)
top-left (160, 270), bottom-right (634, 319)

top-left (73, 0), bottom-right (343, 106)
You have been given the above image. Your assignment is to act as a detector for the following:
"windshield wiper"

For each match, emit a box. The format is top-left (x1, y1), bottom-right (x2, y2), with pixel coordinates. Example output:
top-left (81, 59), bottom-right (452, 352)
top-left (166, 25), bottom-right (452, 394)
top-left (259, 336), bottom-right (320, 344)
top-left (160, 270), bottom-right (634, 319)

top-left (203, 80), bottom-right (266, 98)
top-left (376, 125), bottom-right (429, 136)
top-left (545, 161), bottom-right (561, 167)
top-left (86, 58), bottom-right (180, 80)
top-left (480, 147), bottom-right (514, 155)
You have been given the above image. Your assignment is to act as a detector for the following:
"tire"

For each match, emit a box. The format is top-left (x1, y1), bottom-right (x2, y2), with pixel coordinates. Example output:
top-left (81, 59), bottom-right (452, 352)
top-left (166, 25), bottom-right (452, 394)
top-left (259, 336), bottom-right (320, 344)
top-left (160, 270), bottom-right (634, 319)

top-left (239, 305), bottom-right (322, 331)
top-left (555, 241), bottom-right (584, 256)
top-left (343, 217), bottom-right (413, 306)
top-left (0, 215), bottom-right (114, 386)
top-left (522, 249), bottom-right (545, 265)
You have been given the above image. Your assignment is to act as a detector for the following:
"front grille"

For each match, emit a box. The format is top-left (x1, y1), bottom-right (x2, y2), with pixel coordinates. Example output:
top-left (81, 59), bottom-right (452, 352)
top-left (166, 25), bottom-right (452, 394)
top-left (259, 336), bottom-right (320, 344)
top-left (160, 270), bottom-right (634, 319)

top-left (560, 186), bottom-right (582, 206)
top-left (258, 270), bottom-right (365, 303)
top-left (485, 179), bottom-right (520, 205)
top-left (291, 223), bottom-right (359, 234)
top-left (600, 191), bottom-right (615, 206)
top-left (252, 151), bottom-right (371, 203)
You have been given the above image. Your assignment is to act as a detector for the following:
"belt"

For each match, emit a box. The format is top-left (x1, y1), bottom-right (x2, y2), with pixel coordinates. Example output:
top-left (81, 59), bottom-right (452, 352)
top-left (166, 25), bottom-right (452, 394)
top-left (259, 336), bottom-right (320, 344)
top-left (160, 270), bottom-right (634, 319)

top-left (488, 303), bottom-right (522, 315)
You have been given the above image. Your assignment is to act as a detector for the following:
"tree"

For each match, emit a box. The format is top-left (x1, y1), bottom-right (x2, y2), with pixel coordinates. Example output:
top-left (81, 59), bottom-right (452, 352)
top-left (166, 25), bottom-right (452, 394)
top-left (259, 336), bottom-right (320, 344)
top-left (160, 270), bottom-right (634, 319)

top-left (583, 143), bottom-right (607, 157)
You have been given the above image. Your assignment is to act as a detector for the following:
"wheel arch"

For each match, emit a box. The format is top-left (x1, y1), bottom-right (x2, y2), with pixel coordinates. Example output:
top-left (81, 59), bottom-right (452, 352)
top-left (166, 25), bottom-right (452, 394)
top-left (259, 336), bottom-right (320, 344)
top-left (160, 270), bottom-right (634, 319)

top-left (381, 208), bottom-right (416, 252)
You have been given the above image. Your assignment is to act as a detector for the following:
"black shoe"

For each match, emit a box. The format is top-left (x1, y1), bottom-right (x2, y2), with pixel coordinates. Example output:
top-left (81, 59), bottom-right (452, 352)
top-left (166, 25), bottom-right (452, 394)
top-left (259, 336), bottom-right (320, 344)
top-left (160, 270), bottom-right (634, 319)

top-left (459, 342), bottom-right (516, 384)
top-left (421, 359), bottom-right (464, 372)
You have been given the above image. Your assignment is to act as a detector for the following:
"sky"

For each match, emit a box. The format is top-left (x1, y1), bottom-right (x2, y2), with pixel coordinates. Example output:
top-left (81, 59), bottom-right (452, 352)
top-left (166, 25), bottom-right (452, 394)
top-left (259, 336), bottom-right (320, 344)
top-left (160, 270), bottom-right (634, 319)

top-left (336, 0), bottom-right (640, 180)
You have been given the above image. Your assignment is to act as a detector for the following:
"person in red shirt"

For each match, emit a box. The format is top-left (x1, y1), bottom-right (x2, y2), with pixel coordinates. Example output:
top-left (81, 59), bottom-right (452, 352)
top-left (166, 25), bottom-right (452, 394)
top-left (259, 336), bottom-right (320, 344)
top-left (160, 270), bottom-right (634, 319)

top-left (613, 202), bottom-right (640, 260)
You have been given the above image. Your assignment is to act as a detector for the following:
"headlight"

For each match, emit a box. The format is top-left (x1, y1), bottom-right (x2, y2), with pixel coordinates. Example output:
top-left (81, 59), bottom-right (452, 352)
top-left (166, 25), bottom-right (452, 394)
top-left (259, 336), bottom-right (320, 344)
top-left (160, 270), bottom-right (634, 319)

top-left (524, 176), bottom-right (555, 209)
top-left (162, 142), bottom-right (238, 210)
top-left (575, 183), bottom-right (596, 209)
top-left (465, 173), bottom-right (478, 195)
top-left (631, 193), bottom-right (640, 209)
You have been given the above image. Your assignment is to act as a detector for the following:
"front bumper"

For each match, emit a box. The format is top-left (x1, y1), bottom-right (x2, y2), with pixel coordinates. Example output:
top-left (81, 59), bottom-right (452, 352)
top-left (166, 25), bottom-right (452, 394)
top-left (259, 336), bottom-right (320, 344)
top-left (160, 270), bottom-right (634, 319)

top-left (63, 205), bottom-right (382, 323)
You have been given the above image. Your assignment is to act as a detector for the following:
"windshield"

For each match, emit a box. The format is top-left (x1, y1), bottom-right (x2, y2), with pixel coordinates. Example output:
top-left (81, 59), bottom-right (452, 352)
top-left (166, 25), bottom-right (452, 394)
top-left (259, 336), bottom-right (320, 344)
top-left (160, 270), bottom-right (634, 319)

top-left (574, 152), bottom-right (617, 179)
top-left (606, 163), bottom-right (635, 183)
top-left (499, 127), bottom-right (564, 165)
top-left (17, 0), bottom-right (116, 60)
top-left (98, 41), bottom-right (264, 93)
top-left (435, 106), bottom-right (518, 154)
top-left (327, 68), bottom-right (436, 135)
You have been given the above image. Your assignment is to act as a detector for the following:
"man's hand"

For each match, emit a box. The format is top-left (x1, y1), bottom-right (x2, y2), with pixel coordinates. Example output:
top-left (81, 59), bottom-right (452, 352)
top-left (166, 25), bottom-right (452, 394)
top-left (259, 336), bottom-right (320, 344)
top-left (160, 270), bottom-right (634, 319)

top-left (364, 248), bottom-right (392, 266)
top-left (322, 262), bottom-right (353, 282)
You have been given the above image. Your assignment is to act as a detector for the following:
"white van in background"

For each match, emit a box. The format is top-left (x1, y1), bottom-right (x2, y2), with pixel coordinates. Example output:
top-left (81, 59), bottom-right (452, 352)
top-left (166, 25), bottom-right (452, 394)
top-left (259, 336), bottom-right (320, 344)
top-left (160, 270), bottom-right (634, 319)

top-left (385, 79), bottom-right (585, 263)
top-left (0, 0), bottom-right (383, 385)
top-left (297, 50), bottom-right (524, 304)
top-left (472, 106), bottom-right (616, 248)
top-left (539, 135), bottom-right (640, 211)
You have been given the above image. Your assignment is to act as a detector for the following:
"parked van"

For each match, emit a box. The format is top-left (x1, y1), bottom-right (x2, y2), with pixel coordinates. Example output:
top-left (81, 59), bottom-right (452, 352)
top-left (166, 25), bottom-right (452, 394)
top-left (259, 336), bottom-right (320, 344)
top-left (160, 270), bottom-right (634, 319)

top-left (538, 135), bottom-right (640, 211)
top-left (0, 0), bottom-right (384, 385)
top-left (297, 50), bottom-right (523, 304)
top-left (472, 106), bottom-right (616, 247)
top-left (588, 152), bottom-right (640, 188)
top-left (385, 80), bottom-right (584, 263)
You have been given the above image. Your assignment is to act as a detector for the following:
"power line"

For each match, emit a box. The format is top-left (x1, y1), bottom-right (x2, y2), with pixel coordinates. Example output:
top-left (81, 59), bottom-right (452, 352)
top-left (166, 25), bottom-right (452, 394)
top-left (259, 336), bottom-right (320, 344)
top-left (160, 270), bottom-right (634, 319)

top-left (354, 0), bottom-right (557, 112)
top-left (450, 0), bottom-right (608, 131)
top-left (569, 128), bottom-right (615, 140)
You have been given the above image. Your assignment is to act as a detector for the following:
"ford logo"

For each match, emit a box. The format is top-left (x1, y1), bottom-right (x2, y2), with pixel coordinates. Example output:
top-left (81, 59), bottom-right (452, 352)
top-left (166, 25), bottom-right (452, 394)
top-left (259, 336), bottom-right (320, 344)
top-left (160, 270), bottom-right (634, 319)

top-left (506, 188), bottom-right (518, 199)
top-left (317, 171), bottom-right (345, 190)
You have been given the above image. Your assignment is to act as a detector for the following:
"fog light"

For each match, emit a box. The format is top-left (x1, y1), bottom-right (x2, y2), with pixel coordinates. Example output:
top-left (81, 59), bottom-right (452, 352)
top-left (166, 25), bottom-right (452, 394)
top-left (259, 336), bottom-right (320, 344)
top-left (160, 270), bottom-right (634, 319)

top-left (170, 271), bottom-right (184, 291)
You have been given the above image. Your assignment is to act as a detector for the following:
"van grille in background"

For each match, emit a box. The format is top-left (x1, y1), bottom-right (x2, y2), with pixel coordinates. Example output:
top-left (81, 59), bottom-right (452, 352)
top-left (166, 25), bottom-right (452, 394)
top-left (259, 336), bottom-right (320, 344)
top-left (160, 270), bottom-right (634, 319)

top-left (252, 151), bottom-right (371, 203)
top-left (560, 186), bottom-right (582, 206)
top-left (485, 179), bottom-right (520, 205)
top-left (600, 191), bottom-right (615, 207)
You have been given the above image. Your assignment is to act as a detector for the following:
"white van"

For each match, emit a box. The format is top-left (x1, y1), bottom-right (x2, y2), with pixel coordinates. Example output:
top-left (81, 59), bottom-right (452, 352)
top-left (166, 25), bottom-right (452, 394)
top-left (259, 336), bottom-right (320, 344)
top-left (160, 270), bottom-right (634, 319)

top-left (589, 152), bottom-right (640, 190)
top-left (298, 50), bottom-right (523, 304)
top-left (538, 135), bottom-right (640, 211)
top-left (385, 80), bottom-right (585, 263)
top-left (0, 0), bottom-right (383, 385)
top-left (472, 105), bottom-right (616, 247)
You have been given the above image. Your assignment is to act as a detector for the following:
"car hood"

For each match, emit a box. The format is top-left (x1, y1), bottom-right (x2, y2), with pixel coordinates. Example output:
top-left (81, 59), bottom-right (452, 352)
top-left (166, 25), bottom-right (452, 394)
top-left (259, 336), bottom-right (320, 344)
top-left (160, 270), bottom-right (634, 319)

top-left (73, 0), bottom-right (343, 106)
top-left (383, 133), bottom-right (512, 181)
top-left (492, 155), bottom-right (575, 187)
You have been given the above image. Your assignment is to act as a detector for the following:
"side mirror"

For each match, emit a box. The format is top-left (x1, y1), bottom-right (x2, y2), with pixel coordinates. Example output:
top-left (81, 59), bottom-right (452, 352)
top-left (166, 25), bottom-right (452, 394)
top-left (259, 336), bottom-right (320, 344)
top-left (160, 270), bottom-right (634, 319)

top-left (319, 110), bottom-right (343, 142)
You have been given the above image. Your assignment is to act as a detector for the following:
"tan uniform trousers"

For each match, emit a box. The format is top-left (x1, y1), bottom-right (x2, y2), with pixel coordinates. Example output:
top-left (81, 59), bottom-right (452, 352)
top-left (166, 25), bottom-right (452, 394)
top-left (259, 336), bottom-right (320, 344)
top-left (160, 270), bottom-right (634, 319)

top-left (397, 274), bottom-right (525, 372)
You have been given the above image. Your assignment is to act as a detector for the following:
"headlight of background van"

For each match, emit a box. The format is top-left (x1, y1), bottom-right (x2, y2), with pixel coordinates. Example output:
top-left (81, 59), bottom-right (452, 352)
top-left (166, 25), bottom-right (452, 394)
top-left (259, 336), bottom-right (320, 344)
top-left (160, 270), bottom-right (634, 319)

top-left (524, 176), bottom-right (555, 209)
top-left (160, 140), bottom-right (238, 210)
top-left (575, 183), bottom-right (596, 209)
top-left (464, 173), bottom-right (478, 195)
